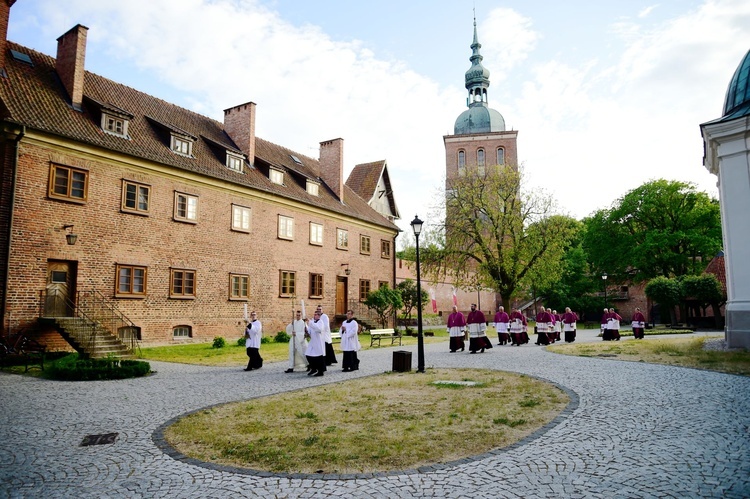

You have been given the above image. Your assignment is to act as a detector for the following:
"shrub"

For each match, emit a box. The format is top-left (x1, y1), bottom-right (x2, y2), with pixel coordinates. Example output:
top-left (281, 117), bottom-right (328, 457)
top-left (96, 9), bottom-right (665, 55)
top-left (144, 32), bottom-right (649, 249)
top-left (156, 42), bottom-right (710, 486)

top-left (274, 330), bottom-right (290, 343)
top-left (237, 337), bottom-right (246, 347)
top-left (260, 336), bottom-right (271, 344)
top-left (46, 354), bottom-right (151, 381)
top-left (212, 336), bottom-right (226, 349)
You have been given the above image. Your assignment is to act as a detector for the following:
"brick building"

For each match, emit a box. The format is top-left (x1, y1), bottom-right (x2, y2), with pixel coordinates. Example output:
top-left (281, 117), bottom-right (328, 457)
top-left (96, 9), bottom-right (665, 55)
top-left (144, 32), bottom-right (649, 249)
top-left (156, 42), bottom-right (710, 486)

top-left (0, 1), bottom-right (399, 349)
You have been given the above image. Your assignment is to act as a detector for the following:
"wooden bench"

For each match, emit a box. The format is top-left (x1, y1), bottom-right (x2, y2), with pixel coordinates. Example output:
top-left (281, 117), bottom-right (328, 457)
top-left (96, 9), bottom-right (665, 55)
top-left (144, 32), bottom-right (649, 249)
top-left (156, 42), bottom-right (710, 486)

top-left (329, 331), bottom-right (341, 342)
top-left (0, 334), bottom-right (46, 372)
top-left (369, 328), bottom-right (401, 347)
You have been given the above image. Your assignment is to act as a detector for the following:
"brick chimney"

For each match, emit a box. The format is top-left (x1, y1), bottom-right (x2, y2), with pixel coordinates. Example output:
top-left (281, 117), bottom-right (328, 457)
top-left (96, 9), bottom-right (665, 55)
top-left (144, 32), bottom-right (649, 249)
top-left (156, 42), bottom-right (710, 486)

top-left (0, 0), bottom-right (17, 77)
top-left (319, 138), bottom-right (344, 202)
top-left (56, 24), bottom-right (88, 111)
top-left (223, 102), bottom-right (256, 165)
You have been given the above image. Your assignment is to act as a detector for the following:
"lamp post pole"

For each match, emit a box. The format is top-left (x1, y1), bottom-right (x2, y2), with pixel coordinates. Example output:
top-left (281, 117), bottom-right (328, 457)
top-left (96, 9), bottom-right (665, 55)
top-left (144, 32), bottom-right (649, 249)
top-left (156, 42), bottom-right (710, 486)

top-left (602, 272), bottom-right (608, 309)
top-left (411, 215), bottom-right (425, 373)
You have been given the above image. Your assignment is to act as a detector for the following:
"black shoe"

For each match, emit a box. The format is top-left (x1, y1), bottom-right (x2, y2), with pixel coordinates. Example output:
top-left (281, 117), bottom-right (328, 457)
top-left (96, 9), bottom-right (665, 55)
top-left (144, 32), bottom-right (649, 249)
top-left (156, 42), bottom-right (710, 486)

top-left (307, 370), bottom-right (317, 376)
top-left (450, 350), bottom-right (456, 353)
top-left (461, 347), bottom-right (465, 351)
top-left (342, 368), bottom-right (350, 372)
top-left (244, 368), bottom-right (253, 371)
top-left (314, 372), bottom-right (324, 377)
top-left (284, 368), bottom-right (294, 373)
top-left (352, 367), bottom-right (359, 371)
top-left (481, 348), bottom-right (485, 353)
top-left (469, 351), bottom-right (476, 354)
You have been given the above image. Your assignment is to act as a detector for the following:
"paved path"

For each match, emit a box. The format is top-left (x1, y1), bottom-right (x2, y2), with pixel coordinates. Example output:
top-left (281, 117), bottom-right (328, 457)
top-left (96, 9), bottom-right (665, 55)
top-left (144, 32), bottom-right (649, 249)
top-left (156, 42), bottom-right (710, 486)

top-left (1, 331), bottom-right (748, 498)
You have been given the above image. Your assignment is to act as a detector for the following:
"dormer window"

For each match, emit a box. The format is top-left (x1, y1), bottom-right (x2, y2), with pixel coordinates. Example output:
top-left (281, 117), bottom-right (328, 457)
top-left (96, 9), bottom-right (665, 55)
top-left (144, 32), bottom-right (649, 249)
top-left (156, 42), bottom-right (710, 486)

top-left (226, 152), bottom-right (244, 172)
top-left (102, 114), bottom-right (129, 137)
top-left (270, 168), bottom-right (284, 185)
top-left (306, 180), bottom-right (319, 196)
top-left (171, 135), bottom-right (193, 157)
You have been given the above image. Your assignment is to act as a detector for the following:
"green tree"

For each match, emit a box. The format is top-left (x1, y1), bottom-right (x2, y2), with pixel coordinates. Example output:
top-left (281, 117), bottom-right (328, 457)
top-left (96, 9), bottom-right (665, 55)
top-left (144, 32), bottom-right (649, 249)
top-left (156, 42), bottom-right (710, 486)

top-left (396, 279), bottom-right (429, 323)
top-left (426, 166), bottom-right (578, 311)
top-left (645, 276), bottom-right (683, 325)
top-left (583, 179), bottom-right (721, 280)
top-left (681, 274), bottom-right (725, 328)
top-left (538, 242), bottom-right (601, 320)
top-left (363, 285), bottom-right (403, 328)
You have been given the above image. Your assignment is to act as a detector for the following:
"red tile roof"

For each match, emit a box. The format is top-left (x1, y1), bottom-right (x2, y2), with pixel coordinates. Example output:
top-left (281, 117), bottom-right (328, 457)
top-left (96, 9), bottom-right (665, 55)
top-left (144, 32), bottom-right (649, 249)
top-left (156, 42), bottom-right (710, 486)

top-left (0, 41), bottom-right (398, 232)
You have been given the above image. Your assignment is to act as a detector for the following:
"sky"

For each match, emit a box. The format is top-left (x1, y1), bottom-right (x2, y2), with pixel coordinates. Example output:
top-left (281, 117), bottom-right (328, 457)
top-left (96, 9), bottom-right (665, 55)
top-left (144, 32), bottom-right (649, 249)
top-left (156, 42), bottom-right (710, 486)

top-left (8, 0), bottom-right (750, 246)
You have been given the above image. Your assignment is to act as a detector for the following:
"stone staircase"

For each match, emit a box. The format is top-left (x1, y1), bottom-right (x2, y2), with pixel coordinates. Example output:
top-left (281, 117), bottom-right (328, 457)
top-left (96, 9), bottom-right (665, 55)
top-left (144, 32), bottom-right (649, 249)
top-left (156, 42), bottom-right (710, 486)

top-left (42, 317), bottom-right (134, 359)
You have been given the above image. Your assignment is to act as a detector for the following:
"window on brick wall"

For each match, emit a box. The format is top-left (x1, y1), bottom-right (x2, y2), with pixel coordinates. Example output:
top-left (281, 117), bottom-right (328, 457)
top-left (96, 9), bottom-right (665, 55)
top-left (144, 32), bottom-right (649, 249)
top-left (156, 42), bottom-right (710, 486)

top-left (310, 222), bottom-right (323, 245)
top-left (49, 164), bottom-right (88, 203)
top-left (337, 228), bottom-right (349, 250)
top-left (122, 180), bottom-right (150, 214)
top-left (379, 280), bottom-right (389, 289)
top-left (309, 273), bottom-right (324, 298)
top-left (360, 235), bottom-right (371, 255)
top-left (116, 264), bottom-right (147, 297)
top-left (174, 192), bottom-right (198, 222)
top-left (232, 205), bottom-right (251, 232)
top-left (229, 273), bottom-right (249, 300)
top-left (170, 269), bottom-right (196, 298)
top-left (278, 215), bottom-right (294, 240)
top-left (359, 279), bottom-right (371, 302)
top-left (280, 270), bottom-right (296, 297)
top-left (173, 325), bottom-right (192, 338)
top-left (496, 147), bottom-right (505, 165)
top-left (381, 239), bottom-right (391, 259)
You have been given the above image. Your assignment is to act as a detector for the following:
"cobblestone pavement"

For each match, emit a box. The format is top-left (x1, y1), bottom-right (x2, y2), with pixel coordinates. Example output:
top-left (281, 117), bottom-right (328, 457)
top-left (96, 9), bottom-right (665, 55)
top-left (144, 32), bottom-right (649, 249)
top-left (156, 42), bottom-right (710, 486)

top-left (1, 331), bottom-right (748, 498)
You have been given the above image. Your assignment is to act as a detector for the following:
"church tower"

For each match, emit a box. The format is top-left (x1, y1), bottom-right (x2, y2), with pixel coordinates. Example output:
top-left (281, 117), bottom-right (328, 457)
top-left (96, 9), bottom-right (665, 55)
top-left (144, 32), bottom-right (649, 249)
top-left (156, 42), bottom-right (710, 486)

top-left (444, 17), bottom-right (518, 181)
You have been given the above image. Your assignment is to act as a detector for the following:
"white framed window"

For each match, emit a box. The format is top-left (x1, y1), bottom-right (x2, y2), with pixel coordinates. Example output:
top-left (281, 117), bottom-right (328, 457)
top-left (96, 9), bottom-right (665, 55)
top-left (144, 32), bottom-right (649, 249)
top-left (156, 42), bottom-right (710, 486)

top-left (171, 135), bottom-right (193, 157)
top-left (337, 228), bottom-right (349, 250)
top-left (497, 147), bottom-right (505, 165)
top-left (306, 181), bottom-right (319, 196)
top-left (102, 113), bottom-right (128, 137)
top-left (270, 168), bottom-right (284, 185)
top-left (232, 205), bottom-right (251, 232)
top-left (310, 222), bottom-right (323, 246)
top-left (226, 152), bottom-right (244, 172)
top-left (278, 215), bottom-right (294, 240)
top-left (173, 325), bottom-right (192, 338)
top-left (381, 239), bottom-right (391, 259)
top-left (174, 192), bottom-right (198, 222)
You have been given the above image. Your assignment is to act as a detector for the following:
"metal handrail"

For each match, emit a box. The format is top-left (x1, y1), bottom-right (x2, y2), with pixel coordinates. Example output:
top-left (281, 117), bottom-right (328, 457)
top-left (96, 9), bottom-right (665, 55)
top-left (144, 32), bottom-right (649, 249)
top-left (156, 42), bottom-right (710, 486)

top-left (38, 289), bottom-right (140, 357)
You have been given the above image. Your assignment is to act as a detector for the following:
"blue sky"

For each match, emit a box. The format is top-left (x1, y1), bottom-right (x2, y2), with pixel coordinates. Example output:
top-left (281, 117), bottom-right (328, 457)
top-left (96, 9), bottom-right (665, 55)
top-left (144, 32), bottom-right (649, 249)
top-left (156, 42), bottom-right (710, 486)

top-left (8, 0), bottom-right (750, 242)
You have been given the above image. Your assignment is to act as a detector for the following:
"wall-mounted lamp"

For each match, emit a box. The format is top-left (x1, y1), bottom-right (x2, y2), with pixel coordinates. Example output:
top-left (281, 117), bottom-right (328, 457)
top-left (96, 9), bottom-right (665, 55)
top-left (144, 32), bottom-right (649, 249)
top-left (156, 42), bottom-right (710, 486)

top-left (63, 224), bottom-right (78, 246)
top-left (341, 263), bottom-right (351, 276)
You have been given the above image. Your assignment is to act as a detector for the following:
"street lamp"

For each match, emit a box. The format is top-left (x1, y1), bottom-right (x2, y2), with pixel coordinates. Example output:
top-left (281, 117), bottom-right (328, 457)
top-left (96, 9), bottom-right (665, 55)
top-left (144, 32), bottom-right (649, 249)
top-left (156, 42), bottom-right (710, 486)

top-left (602, 272), bottom-right (608, 308)
top-left (411, 215), bottom-right (425, 373)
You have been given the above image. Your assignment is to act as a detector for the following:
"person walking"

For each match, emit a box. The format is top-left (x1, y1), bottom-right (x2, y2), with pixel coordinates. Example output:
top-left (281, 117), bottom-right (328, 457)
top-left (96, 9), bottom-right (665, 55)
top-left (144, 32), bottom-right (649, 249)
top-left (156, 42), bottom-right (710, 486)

top-left (447, 305), bottom-right (467, 352)
top-left (244, 311), bottom-right (263, 371)
top-left (494, 306), bottom-right (510, 345)
top-left (316, 305), bottom-right (338, 366)
top-left (305, 310), bottom-right (326, 377)
top-left (535, 308), bottom-right (553, 345)
top-left (284, 310), bottom-right (308, 373)
top-left (467, 304), bottom-right (492, 353)
top-left (340, 310), bottom-right (361, 372)
top-left (562, 307), bottom-right (578, 343)
top-left (632, 307), bottom-right (646, 339)
top-left (608, 308), bottom-right (622, 341)
top-left (601, 308), bottom-right (611, 341)
top-left (509, 308), bottom-right (527, 345)
top-left (551, 309), bottom-right (562, 342)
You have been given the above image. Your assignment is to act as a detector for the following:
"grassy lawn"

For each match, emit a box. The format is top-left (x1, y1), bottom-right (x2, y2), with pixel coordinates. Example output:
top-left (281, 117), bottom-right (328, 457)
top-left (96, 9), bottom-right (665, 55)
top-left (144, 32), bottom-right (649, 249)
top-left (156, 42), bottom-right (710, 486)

top-left (164, 368), bottom-right (569, 474)
top-left (547, 336), bottom-right (750, 376)
top-left (139, 330), bottom-right (449, 366)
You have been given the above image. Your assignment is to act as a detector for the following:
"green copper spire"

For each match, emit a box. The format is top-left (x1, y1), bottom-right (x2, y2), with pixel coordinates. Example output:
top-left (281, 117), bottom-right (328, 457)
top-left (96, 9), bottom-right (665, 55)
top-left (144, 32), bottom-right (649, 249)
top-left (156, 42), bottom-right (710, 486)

top-left (454, 15), bottom-right (506, 135)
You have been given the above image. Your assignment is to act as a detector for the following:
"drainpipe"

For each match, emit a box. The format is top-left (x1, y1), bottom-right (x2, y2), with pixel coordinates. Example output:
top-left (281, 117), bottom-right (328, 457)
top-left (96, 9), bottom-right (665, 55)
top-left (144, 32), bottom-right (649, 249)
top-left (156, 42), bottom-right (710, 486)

top-left (2, 125), bottom-right (24, 334)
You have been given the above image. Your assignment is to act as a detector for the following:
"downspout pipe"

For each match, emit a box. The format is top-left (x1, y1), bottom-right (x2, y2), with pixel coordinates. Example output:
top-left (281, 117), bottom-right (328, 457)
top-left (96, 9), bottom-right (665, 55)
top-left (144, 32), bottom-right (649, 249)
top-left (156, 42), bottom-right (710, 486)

top-left (2, 125), bottom-right (24, 335)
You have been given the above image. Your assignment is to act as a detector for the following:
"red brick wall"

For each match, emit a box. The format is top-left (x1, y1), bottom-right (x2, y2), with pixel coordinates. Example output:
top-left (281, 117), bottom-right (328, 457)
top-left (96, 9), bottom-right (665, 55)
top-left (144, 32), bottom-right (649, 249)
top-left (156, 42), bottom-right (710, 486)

top-left (5, 139), bottom-right (396, 345)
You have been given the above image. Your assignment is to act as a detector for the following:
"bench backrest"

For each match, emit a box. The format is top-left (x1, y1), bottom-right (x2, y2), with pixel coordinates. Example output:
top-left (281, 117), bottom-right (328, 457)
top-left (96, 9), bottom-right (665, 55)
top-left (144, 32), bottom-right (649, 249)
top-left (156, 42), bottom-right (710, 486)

top-left (370, 328), bottom-right (395, 335)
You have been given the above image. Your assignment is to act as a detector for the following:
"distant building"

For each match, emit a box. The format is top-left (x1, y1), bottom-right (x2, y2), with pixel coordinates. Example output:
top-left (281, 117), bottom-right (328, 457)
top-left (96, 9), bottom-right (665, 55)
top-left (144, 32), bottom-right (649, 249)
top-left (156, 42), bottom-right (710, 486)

top-left (0, 2), bottom-right (399, 350)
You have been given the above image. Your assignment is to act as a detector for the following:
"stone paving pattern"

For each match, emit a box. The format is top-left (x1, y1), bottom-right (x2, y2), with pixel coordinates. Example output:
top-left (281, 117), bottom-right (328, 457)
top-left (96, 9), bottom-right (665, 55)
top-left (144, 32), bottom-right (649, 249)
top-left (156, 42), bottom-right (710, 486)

top-left (1, 330), bottom-right (748, 498)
